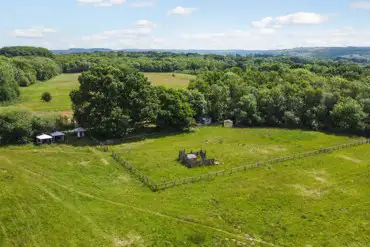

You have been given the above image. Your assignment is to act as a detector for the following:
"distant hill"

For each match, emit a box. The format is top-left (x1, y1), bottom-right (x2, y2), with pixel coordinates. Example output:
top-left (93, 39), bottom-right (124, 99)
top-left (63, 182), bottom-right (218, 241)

top-left (51, 47), bottom-right (370, 61)
top-left (118, 49), bottom-right (268, 55)
top-left (267, 47), bottom-right (370, 57)
top-left (52, 48), bottom-right (113, 54)
top-left (51, 48), bottom-right (265, 55)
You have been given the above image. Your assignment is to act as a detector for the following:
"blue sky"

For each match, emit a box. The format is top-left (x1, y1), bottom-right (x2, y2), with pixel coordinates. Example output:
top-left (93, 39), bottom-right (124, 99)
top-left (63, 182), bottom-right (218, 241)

top-left (1, 0), bottom-right (370, 50)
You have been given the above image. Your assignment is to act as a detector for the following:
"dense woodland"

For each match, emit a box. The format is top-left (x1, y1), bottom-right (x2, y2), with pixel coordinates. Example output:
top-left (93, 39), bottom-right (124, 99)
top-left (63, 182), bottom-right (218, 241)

top-left (0, 46), bottom-right (369, 144)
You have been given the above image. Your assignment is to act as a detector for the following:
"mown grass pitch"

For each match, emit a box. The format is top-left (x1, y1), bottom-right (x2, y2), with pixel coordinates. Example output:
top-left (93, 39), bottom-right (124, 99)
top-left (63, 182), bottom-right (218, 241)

top-left (1, 127), bottom-right (369, 246)
top-left (144, 72), bottom-right (196, 89)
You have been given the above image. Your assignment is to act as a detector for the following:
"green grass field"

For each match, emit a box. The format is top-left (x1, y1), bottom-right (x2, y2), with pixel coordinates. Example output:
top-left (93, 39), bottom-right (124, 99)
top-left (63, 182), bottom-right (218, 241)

top-left (144, 73), bottom-right (196, 89)
top-left (112, 127), bottom-right (364, 183)
top-left (0, 72), bottom-right (195, 115)
top-left (0, 73), bottom-right (80, 115)
top-left (1, 127), bottom-right (369, 246)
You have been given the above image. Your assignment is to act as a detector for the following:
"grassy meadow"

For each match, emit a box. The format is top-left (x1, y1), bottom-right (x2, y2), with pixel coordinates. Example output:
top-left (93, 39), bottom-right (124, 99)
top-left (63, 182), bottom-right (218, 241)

top-left (1, 127), bottom-right (369, 246)
top-left (0, 73), bottom-right (80, 116)
top-left (0, 72), bottom-right (195, 116)
top-left (144, 73), bottom-right (196, 89)
top-left (111, 127), bottom-right (364, 183)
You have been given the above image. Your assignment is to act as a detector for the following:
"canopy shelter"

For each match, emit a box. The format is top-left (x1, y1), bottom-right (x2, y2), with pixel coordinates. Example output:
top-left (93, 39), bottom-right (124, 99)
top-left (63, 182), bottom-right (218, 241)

top-left (223, 119), bottom-right (233, 128)
top-left (50, 131), bottom-right (65, 142)
top-left (36, 134), bottom-right (52, 145)
top-left (74, 127), bottom-right (86, 138)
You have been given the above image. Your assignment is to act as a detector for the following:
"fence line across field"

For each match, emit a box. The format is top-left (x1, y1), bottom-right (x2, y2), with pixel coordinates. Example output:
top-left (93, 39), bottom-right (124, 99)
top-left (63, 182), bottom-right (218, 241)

top-left (112, 139), bottom-right (369, 192)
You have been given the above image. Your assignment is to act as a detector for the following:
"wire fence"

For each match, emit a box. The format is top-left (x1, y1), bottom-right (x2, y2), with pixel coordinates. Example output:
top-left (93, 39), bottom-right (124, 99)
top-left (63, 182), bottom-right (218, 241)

top-left (111, 152), bottom-right (157, 191)
top-left (112, 139), bottom-right (370, 192)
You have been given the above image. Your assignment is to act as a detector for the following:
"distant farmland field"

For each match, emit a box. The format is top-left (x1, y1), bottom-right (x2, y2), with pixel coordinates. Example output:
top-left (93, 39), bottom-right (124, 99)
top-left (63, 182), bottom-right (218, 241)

top-left (144, 72), bottom-right (196, 88)
top-left (0, 72), bottom-right (194, 115)
top-left (0, 73), bottom-right (80, 115)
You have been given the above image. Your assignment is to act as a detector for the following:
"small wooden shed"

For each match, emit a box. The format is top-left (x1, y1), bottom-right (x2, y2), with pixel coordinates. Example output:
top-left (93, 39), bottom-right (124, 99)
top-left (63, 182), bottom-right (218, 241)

top-left (74, 127), bottom-right (86, 138)
top-left (223, 119), bottom-right (233, 128)
top-left (36, 134), bottom-right (52, 145)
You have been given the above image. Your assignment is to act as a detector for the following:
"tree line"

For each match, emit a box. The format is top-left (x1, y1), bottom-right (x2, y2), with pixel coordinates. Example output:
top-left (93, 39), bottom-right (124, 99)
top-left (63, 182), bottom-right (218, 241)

top-left (71, 63), bottom-right (370, 139)
top-left (189, 67), bottom-right (370, 135)
top-left (1, 46), bottom-right (369, 104)
top-left (0, 46), bottom-right (55, 58)
top-left (1, 46), bottom-right (369, 144)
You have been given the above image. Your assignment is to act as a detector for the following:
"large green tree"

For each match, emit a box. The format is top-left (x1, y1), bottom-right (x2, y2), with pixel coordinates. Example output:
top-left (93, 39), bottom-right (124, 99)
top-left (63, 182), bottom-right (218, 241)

top-left (155, 87), bottom-right (195, 130)
top-left (331, 98), bottom-right (367, 131)
top-left (70, 65), bottom-right (159, 138)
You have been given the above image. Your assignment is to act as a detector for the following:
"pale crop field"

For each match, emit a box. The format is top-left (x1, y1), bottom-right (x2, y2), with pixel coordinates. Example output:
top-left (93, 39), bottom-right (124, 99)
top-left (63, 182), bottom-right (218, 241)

top-left (1, 127), bottom-right (369, 246)
top-left (144, 72), bottom-right (196, 88)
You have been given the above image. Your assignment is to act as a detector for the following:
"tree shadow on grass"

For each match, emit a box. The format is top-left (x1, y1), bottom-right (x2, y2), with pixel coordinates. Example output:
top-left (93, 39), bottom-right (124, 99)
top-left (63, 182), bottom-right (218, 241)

top-left (38, 125), bottom-right (369, 149)
top-left (63, 135), bottom-right (97, 147)
top-left (63, 127), bottom-right (189, 148)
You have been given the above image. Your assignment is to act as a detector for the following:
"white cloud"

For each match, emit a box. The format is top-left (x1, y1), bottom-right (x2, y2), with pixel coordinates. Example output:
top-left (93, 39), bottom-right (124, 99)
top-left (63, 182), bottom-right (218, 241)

top-left (252, 12), bottom-right (327, 34)
top-left (8, 23), bottom-right (370, 51)
top-left (259, 28), bottom-right (277, 34)
top-left (252, 17), bottom-right (274, 29)
top-left (350, 1), bottom-right (370, 9)
top-left (276, 12), bottom-right (327, 25)
top-left (14, 26), bottom-right (370, 50)
top-left (172, 26), bottom-right (370, 50)
top-left (81, 25), bottom-right (153, 43)
top-left (135, 20), bottom-right (156, 28)
top-left (168, 6), bottom-right (195, 15)
top-left (12, 26), bottom-right (56, 38)
top-left (131, 1), bottom-right (155, 8)
top-left (77, 0), bottom-right (126, 7)
top-left (252, 12), bottom-right (328, 34)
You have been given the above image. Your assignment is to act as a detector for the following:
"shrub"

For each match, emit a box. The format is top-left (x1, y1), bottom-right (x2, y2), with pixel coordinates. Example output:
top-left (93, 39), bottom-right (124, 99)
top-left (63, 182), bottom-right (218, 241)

top-left (0, 109), bottom-right (33, 144)
top-left (0, 108), bottom-right (60, 145)
top-left (41, 92), bottom-right (52, 102)
top-left (31, 115), bottom-right (58, 135)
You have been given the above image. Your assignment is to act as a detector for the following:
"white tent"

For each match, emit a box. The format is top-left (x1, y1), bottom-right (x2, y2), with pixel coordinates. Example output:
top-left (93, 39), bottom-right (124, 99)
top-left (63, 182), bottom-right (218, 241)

top-left (36, 134), bottom-right (52, 144)
top-left (74, 127), bottom-right (86, 138)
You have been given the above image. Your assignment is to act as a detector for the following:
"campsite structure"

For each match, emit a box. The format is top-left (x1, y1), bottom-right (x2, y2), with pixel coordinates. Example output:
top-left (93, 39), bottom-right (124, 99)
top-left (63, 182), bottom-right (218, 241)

top-left (50, 131), bottom-right (65, 142)
top-left (74, 127), bottom-right (86, 138)
top-left (223, 119), bottom-right (233, 128)
top-left (36, 134), bottom-right (53, 145)
top-left (178, 149), bottom-right (216, 168)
